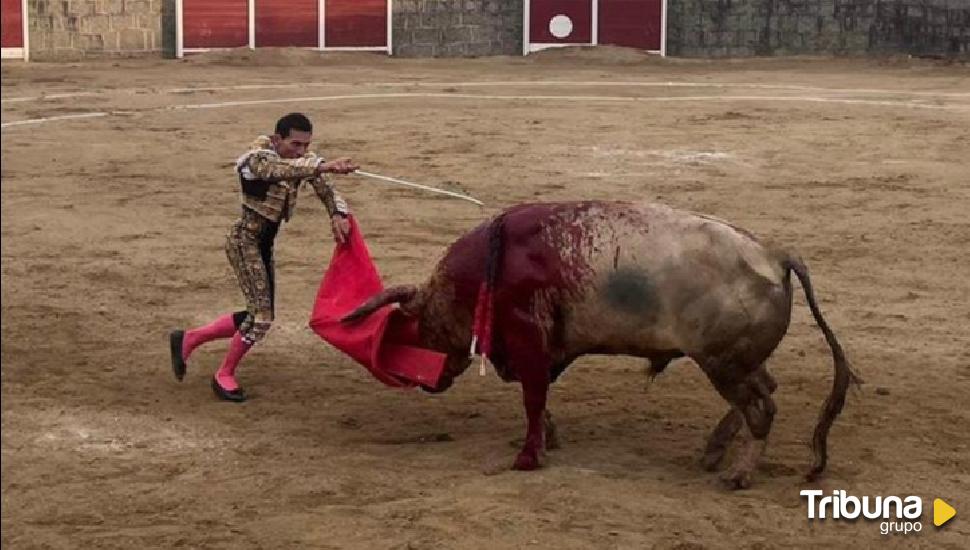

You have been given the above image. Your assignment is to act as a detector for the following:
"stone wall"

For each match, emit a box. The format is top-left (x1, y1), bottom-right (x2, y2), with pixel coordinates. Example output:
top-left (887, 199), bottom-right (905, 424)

top-left (392, 0), bottom-right (523, 57)
top-left (28, 0), bottom-right (164, 60)
top-left (666, 0), bottom-right (970, 57)
top-left (21, 0), bottom-right (969, 60)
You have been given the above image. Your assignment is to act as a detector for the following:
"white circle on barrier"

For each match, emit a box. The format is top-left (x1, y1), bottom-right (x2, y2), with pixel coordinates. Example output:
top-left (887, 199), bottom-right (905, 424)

top-left (549, 15), bottom-right (573, 39)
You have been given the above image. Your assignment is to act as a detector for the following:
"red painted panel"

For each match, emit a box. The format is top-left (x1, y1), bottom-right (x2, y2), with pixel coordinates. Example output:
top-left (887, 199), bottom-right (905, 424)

top-left (183, 0), bottom-right (249, 49)
top-left (530, 0), bottom-right (592, 44)
top-left (256, 0), bottom-right (318, 47)
top-left (1, 0), bottom-right (24, 48)
top-left (324, 0), bottom-right (386, 48)
top-left (599, 0), bottom-right (663, 50)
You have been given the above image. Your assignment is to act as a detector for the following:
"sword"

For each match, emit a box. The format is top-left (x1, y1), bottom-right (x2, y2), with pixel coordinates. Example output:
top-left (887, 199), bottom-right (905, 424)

top-left (352, 170), bottom-right (485, 206)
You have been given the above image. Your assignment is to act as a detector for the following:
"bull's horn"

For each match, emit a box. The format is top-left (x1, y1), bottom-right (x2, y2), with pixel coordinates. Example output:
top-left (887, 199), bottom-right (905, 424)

top-left (340, 285), bottom-right (418, 324)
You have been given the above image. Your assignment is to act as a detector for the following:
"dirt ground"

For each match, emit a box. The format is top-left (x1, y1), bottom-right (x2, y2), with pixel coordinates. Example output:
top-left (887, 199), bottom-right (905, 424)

top-left (2, 48), bottom-right (969, 549)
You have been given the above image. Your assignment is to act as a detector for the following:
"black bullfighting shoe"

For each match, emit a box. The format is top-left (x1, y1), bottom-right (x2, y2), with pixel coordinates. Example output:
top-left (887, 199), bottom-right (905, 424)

top-left (169, 330), bottom-right (187, 382)
top-left (211, 377), bottom-right (247, 402)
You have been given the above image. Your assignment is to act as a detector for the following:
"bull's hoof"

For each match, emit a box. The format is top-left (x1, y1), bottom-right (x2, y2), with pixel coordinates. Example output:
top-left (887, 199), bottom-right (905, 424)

top-left (719, 468), bottom-right (753, 490)
top-left (512, 450), bottom-right (542, 471)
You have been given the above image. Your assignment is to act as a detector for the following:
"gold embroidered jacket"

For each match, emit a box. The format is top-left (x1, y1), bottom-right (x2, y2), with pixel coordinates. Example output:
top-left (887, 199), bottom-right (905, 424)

top-left (235, 135), bottom-right (349, 222)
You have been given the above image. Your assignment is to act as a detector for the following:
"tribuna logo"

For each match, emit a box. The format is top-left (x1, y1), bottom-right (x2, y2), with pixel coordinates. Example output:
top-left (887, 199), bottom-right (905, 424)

top-left (801, 490), bottom-right (923, 535)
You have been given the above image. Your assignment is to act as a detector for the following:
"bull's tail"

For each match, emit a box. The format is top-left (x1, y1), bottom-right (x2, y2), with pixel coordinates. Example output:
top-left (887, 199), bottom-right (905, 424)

top-left (341, 285), bottom-right (418, 324)
top-left (781, 253), bottom-right (862, 481)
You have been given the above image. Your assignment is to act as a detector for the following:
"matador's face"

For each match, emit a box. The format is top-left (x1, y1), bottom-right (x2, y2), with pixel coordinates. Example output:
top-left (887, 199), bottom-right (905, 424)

top-left (272, 130), bottom-right (313, 159)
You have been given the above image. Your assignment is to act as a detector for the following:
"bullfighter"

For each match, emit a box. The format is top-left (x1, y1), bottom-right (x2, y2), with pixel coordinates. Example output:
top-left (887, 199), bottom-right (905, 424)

top-left (169, 112), bottom-right (359, 402)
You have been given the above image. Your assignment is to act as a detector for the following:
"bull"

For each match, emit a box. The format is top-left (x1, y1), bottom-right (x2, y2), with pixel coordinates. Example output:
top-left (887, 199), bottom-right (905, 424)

top-left (343, 201), bottom-right (859, 488)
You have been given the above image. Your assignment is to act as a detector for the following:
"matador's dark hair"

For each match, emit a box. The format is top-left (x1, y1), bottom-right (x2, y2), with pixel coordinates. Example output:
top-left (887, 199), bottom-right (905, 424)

top-left (275, 113), bottom-right (313, 138)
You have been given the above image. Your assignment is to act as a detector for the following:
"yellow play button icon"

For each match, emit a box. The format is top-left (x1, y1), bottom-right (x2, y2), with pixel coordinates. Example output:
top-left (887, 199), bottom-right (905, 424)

top-left (934, 498), bottom-right (956, 527)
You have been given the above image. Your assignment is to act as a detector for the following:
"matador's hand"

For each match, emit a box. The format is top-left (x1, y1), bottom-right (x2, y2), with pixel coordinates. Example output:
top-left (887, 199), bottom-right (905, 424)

top-left (331, 214), bottom-right (351, 245)
top-left (320, 158), bottom-right (359, 175)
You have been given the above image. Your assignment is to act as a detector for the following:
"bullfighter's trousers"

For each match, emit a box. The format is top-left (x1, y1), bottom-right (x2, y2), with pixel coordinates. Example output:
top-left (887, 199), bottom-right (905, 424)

top-left (226, 207), bottom-right (279, 344)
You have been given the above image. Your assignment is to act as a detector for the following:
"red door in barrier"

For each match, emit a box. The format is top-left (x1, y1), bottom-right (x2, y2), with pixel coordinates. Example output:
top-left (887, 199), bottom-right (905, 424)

top-left (183, 0), bottom-right (249, 49)
top-left (256, 0), bottom-right (318, 47)
top-left (530, 0), bottom-right (593, 46)
top-left (599, 0), bottom-right (663, 50)
top-left (324, 0), bottom-right (387, 48)
top-left (1, 0), bottom-right (24, 49)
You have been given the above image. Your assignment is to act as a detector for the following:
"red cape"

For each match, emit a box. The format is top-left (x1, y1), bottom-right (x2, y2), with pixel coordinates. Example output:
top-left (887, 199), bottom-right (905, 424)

top-left (309, 216), bottom-right (447, 388)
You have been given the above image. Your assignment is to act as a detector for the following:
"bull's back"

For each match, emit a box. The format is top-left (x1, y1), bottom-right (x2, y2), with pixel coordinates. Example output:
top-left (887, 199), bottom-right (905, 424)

top-left (539, 202), bottom-right (791, 357)
top-left (437, 201), bottom-right (791, 357)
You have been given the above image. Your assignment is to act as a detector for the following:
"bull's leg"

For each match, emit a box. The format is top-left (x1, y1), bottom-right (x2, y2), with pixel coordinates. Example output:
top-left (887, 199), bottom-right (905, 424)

top-left (702, 370), bottom-right (775, 470)
top-left (507, 409), bottom-right (559, 451)
top-left (544, 409), bottom-right (560, 450)
top-left (513, 361), bottom-right (551, 470)
top-left (545, 357), bottom-right (578, 452)
top-left (716, 367), bottom-right (777, 489)
top-left (701, 408), bottom-right (744, 471)
top-left (504, 312), bottom-right (552, 471)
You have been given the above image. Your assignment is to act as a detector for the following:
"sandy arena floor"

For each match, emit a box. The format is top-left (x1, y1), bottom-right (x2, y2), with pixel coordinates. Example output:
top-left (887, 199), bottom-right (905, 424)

top-left (2, 48), bottom-right (969, 549)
